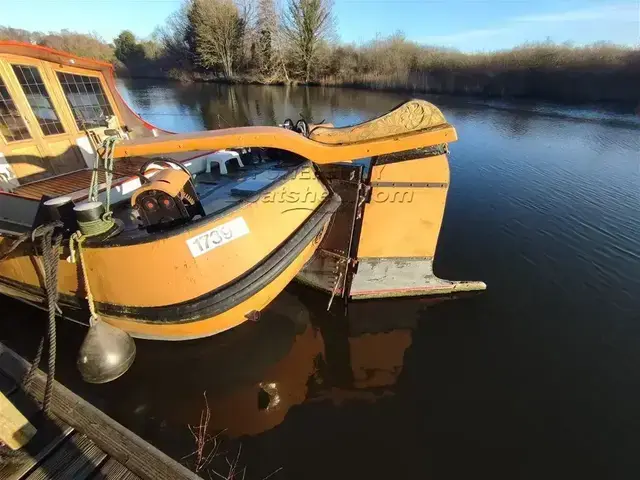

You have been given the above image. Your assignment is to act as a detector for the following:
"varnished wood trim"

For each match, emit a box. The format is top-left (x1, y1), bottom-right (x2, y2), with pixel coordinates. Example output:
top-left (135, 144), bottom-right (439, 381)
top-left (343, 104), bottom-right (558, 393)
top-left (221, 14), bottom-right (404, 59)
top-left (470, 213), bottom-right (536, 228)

top-left (309, 100), bottom-right (447, 145)
top-left (114, 125), bottom-right (458, 165)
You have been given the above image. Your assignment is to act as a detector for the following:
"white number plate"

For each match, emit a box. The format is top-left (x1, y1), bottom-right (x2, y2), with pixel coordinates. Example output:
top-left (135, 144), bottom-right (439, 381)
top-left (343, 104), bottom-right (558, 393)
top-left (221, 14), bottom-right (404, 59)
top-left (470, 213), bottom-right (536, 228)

top-left (186, 217), bottom-right (250, 258)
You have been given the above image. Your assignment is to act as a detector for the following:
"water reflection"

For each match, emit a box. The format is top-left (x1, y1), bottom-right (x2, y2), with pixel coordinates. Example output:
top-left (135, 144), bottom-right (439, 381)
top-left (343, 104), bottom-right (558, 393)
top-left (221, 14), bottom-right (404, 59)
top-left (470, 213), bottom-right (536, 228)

top-left (89, 288), bottom-right (463, 442)
top-left (117, 79), bottom-right (640, 136)
top-left (0, 285), bottom-right (464, 445)
top-left (116, 79), bottom-right (409, 132)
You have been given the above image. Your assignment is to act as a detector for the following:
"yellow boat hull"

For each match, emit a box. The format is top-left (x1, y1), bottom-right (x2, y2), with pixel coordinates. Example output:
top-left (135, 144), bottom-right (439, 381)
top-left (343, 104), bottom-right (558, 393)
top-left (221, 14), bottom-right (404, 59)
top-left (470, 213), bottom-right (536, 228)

top-left (0, 165), bottom-right (339, 340)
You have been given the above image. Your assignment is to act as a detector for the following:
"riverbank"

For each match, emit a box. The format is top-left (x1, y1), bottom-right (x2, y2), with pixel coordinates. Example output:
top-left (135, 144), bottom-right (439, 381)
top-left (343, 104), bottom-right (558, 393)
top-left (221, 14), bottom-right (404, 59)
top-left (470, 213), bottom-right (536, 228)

top-left (118, 68), bottom-right (640, 110)
top-left (317, 69), bottom-right (640, 107)
top-left (116, 42), bottom-right (640, 107)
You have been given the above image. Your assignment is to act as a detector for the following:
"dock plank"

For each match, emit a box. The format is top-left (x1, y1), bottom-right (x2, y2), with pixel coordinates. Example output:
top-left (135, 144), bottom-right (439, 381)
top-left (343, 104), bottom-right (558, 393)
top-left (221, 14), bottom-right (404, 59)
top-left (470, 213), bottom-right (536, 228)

top-left (0, 389), bottom-right (74, 480)
top-left (0, 346), bottom-right (200, 480)
top-left (0, 414), bottom-right (73, 479)
top-left (25, 432), bottom-right (106, 480)
top-left (0, 420), bottom-right (73, 480)
top-left (91, 458), bottom-right (141, 480)
top-left (0, 391), bottom-right (36, 450)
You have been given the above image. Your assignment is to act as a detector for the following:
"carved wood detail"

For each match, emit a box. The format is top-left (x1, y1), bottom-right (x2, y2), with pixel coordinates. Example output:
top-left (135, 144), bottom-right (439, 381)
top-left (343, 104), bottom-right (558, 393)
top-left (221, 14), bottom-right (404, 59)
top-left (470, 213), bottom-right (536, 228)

top-left (310, 99), bottom-right (447, 145)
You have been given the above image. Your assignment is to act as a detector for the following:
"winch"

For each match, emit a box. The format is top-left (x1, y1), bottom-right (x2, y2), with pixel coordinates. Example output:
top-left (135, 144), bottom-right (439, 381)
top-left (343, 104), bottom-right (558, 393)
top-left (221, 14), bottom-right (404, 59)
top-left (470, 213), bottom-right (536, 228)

top-left (131, 167), bottom-right (204, 230)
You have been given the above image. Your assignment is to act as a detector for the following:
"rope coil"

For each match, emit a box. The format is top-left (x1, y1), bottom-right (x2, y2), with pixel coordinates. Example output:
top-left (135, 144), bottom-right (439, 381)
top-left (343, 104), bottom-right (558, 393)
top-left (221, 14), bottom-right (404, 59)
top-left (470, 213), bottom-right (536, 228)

top-left (76, 216), bottom-right (115, 238)
top-left (80, 136), bottom-right (120, 238)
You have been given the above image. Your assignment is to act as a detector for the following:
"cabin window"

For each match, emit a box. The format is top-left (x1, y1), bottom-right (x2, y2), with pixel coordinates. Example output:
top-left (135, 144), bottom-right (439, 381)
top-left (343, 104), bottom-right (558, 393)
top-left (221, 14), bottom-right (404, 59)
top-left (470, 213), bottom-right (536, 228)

top-left (56, 72), bottom-right (114, 130)
top-left (11, 65), bottom-right (65, 136)
top-left (0, 75), bottom-right (31, 142)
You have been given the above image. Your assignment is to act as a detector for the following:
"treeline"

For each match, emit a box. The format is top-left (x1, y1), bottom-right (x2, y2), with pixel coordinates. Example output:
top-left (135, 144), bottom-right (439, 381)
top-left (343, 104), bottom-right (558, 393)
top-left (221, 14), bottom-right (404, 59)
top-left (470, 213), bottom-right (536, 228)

top-left (114, 0), bottom-right (338, 83)
top-left (0, 26), bottom-right (115, 62)
top-left (2, 0), bottom-right (639, 105)
top-left (327, 36), bottom-right (640, 104)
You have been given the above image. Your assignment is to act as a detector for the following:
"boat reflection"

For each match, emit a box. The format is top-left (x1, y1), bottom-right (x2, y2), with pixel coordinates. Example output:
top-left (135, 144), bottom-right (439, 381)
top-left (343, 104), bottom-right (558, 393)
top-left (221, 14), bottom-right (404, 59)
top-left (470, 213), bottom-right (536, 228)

top-left (96, 291), bottom-right (323, 439)
top-left (302, 286), bottom-right (458, 407)
top-left (0, 286), bottom-right (470, 444)
top-left (106, 286), bottom-right (467, 441)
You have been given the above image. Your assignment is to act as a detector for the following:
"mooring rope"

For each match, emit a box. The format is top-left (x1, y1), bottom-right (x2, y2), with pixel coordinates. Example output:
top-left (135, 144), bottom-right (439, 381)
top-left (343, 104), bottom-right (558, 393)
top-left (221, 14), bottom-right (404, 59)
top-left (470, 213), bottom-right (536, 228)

top-left (1, 137), bottom-right (119, 424)
top-left (3, 137), bottom-right (120, 427)
top-left (82, 136), bottom-right (120, 238)
top-left (0, 231), bottom-right (30, 262)
top-left (21, 222), bottom-right (63, 418)
top-left (0, 224), bottom-right (63, 417)
top-left (69, 232), bottom-right (99, 326)
top-left (89, 135), bottom-right (119, 211)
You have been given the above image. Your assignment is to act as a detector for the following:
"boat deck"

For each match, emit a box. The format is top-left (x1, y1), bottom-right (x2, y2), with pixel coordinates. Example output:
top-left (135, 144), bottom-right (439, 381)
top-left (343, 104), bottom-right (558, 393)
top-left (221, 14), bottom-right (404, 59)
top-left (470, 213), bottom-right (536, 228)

top-left (11, 158), bottom-right (153, 201)
top-left (0, 343), bottom-right (200, 480)
top-left (9, 150), bottom-right (219, 202)
top-left (107, 158), bottom-right (302, 242)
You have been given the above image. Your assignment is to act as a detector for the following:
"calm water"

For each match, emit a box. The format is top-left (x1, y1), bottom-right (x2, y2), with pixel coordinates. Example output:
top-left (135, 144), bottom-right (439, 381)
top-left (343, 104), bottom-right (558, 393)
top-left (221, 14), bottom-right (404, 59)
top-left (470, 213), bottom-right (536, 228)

top-left (2, 80), bottom-right (640, 479)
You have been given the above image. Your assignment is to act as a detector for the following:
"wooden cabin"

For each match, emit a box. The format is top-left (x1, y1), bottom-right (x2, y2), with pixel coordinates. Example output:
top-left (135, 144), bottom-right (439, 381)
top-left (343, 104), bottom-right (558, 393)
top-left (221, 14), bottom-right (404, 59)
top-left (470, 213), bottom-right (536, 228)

top-left (0, 41), bottom-right (157, 191)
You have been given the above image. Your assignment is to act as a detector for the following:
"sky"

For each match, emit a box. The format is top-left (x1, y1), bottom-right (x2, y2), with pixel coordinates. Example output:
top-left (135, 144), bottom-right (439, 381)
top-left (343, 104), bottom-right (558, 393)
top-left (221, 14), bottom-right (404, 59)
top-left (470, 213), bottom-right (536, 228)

top-left (1, 0), bottom-right (638, 52)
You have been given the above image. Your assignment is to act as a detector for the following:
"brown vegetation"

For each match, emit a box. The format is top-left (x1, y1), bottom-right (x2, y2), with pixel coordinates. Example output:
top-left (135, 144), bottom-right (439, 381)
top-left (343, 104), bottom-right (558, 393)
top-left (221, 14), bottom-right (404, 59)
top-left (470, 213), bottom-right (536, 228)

top-left (183, 392), bottom-right (283, 479)
top-left (2, 0), bottom-right (639, 105)
top-left (0, 26), bottom-right (114, 62)
top-left (185, 392), bottom-right (216, 473)
top-left (322, 35), bottom-right (640, 104)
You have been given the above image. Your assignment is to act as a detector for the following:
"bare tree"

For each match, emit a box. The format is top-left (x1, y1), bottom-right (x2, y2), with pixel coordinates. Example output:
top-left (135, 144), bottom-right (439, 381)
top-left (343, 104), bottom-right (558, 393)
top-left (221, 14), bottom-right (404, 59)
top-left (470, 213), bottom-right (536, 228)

top-left (0, 27), bottom-right (113, 62)
top-left (236, 0), bottom-right (258, 28)
top-left (282, 0), bottom-right (335, 82)
top-left (190, 0), bottom-right (243, 78)
top-left (235, 0), bottom-right (258, 73)
top-left (256, 0), bottom-right (278, 75)
top-left (157, 1), bottom-right (195, 69)
top-left (0, 26), bottom-right (39, 43)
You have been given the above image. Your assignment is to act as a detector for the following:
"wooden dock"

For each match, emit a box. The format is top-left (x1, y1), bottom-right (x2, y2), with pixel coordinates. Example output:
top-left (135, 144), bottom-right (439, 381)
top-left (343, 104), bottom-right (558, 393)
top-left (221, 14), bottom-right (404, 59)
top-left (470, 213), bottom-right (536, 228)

top-left (0, 342), bottom-right (201, 480)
